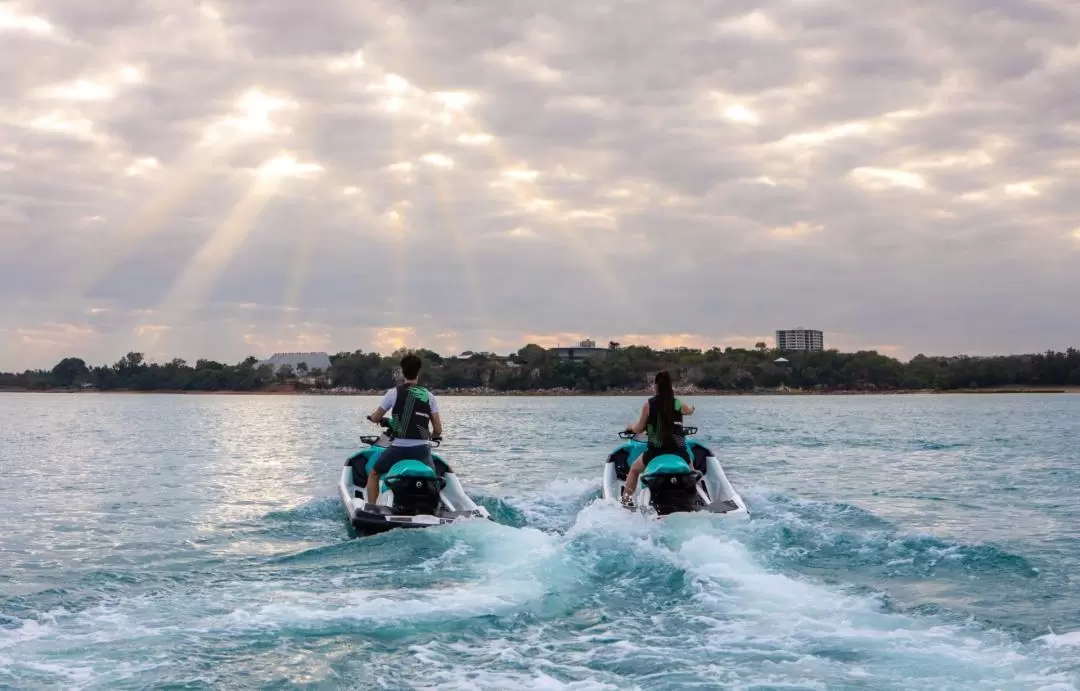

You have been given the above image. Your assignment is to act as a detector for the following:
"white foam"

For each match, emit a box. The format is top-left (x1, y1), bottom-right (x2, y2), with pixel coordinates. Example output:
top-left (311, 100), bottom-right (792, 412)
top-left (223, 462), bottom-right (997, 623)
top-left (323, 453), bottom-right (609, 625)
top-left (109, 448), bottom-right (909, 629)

top-left (226, 523), bottom-right (562, 630)
top-left (671, 530), bottom-right (1075, 687)
top-left (511, 477), bottom-right (600, 531)
top-left (405, 640), bottom-right (626, 690)
top-left (543, 505), bottom-right (1080, 688)
top-left (0, 618), bottom-right (51, 650)
top-left (418, 539), bottom-right (475, 572)
top-left (413, 671), bottom-right (622, 691)
top-left (1038, 631), bottom-right (1080, 648)
top-left (4, 496), bottom-right (1079, 690)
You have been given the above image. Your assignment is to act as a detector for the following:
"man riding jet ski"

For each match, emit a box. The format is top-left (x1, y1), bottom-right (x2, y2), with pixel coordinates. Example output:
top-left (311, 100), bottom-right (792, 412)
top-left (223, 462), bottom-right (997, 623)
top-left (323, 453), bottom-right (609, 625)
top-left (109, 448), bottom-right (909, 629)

top-left (338, 353), bottom-right (490, 535)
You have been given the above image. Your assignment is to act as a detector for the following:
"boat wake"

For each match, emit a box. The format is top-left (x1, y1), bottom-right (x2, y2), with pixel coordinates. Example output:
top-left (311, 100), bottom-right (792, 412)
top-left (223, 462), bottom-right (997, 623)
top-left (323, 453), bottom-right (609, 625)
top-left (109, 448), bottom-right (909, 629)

top-left (2, 481), bottom-right (1078, 690)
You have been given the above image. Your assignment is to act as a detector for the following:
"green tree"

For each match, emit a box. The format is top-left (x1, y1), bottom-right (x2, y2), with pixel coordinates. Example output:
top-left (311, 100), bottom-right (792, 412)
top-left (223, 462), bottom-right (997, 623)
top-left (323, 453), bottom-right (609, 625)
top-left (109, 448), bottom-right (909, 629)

top-left (51, 357), bottom-right (89, 387)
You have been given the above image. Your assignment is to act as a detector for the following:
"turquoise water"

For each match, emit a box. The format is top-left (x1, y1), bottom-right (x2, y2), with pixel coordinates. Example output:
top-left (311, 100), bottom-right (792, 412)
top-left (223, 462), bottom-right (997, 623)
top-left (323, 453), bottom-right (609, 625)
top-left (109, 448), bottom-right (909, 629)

top-left (2, 393), bottom-right (1079, 690)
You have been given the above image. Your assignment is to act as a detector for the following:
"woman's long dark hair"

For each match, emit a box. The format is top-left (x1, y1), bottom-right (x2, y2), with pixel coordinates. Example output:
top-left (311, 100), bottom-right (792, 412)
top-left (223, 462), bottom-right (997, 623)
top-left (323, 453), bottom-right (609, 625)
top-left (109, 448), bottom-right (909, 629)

top-left (654, 370), bottom-right (676, 445)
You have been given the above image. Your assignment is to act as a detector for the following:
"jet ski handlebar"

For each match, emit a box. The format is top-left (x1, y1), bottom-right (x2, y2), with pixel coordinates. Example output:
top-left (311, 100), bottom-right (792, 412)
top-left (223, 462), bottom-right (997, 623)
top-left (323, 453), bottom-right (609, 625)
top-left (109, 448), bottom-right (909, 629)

top-left (619, 425), bottom-right (697, 439)
top-left (365, 415), bottom-right (442, 446)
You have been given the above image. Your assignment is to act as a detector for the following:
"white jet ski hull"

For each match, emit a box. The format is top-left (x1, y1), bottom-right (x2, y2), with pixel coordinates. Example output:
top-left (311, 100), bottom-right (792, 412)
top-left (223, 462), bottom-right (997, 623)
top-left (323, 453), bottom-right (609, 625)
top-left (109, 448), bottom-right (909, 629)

top-left (339, 439), bottom-right (490, 536)
top-left (601, 439), bottom-right (749, 519)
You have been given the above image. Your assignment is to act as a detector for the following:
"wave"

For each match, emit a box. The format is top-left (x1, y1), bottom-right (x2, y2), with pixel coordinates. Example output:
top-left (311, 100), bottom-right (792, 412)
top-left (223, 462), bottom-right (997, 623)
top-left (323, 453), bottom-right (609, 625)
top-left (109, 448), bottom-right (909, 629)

top-left (2, 486), bottom-right (1078, 689)
top-left (747, 491), bottom-right (1040, 579)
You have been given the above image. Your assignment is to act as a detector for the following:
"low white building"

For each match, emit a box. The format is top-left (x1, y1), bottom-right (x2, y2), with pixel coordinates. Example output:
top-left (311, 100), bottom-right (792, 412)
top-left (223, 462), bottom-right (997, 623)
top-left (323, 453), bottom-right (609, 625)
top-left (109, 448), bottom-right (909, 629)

top-left (259, 351), bottom-right (332, 373)
top-left (549, 339), bottom-right (610, 360)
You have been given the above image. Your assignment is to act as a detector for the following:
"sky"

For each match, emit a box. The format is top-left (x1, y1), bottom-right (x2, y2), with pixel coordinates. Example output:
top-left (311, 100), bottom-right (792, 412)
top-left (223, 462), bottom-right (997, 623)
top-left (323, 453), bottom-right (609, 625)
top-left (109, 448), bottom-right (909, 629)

top-left (2, 0), bottom-right (1079, 371)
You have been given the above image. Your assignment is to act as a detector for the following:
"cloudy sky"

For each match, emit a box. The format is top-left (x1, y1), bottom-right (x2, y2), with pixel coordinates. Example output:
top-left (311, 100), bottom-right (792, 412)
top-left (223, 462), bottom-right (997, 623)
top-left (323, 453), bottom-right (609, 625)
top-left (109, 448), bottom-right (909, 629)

top-left (2, 0), bottom-right (1078, 370)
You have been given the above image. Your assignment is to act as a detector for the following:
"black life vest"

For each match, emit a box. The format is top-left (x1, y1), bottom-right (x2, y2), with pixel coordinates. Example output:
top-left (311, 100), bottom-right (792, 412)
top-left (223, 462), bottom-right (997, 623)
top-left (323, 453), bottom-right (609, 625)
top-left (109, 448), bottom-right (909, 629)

top-left (645, 395), bottom-right (684, 450)
top-left (389, 384), bottom-right (433, 441)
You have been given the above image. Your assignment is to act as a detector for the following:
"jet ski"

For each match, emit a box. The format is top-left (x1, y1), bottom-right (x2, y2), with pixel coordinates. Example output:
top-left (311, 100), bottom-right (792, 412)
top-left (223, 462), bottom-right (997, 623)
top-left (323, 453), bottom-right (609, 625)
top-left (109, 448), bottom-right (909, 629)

top-left (601, 426), bottom-right (749, 519)
top-left (338, 419), bottom-right (491, 536)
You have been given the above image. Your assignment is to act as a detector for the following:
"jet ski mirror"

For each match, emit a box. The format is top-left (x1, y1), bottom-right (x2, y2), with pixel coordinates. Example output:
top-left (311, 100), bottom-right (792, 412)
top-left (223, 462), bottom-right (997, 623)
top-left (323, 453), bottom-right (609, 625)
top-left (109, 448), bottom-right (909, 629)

top-left (681, 426), bottom-right (698, 436)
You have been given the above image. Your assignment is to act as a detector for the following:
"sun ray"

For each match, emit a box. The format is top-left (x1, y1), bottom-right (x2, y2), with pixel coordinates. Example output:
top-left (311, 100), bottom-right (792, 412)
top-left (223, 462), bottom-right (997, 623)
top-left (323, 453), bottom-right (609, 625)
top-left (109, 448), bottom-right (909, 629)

top-left (416, 89), bottom-right (627, 298)
top-left (157, 154), bottom-right (321, 325)
top-left (378, 67), bottom-right (414, 323)
top-left (278, 218), bottom-right (318, 339)
top-left (63, 88), bottom-right (298, 306)
top-left (61, 141), bottom-right (230, 303)
top-left (430, 167), bottom-right (492, 347)
top-left (328, 0), bottom-right (625, 334)
top-left (476, 145), bottom-right (626, 297)
top-left (387, 140), bottom-right (409, 322)
top-left (277, 183), bottom-right (381, 332)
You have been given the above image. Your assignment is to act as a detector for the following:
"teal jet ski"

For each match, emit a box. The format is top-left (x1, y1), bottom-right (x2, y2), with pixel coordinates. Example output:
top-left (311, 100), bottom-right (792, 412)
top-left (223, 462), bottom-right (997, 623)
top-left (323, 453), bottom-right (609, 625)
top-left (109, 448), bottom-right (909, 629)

top-left (601, 426), bottom-right (749, 519)
top-left (338, 418), bottom-right (490, 536)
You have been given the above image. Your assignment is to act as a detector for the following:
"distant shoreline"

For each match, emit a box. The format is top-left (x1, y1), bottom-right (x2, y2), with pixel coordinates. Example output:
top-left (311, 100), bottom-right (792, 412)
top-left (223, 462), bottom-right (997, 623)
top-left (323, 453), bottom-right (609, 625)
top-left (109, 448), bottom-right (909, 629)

top-left (3, 386), bottom-right (1077, 396)
top-left (8, 347), bottom-right (1077, 399)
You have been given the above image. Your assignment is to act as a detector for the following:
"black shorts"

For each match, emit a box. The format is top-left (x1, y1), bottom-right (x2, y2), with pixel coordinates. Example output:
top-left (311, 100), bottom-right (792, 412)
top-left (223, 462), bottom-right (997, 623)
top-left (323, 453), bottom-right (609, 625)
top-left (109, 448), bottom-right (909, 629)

top-left (641, 446), bottom-right (690, 468)
top-left (371, 445), bottom-right (451, 476)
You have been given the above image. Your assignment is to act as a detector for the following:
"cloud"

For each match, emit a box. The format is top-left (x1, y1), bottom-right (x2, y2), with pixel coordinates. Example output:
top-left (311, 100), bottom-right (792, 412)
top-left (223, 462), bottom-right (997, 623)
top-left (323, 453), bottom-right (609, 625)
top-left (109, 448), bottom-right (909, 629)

top-left (2, 0), bottom-right (1080, 369)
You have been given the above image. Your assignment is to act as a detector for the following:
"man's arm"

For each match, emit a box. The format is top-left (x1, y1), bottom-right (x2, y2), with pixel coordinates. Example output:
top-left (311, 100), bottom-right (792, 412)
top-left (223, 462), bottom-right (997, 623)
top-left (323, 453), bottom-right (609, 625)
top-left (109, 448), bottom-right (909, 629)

top-left (429, 392), bottom-right (442, 438)
top-left (369, 389), bottom-right (395, 423)
top-left (680, 400), bottom-right (695, 415)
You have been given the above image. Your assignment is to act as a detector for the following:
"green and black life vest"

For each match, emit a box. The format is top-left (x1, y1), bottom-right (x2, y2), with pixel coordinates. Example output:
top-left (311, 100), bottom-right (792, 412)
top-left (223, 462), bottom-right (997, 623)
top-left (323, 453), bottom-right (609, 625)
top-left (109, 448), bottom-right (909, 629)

top-left (389, 384), bottom-right (433, 441)
top-left (645, 395), bottom-right (685, 450)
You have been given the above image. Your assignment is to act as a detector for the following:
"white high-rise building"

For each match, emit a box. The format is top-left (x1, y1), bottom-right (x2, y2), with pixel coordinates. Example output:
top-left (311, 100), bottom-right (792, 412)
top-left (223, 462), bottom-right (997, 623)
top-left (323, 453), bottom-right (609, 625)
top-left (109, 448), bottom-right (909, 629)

top-left (775, 328), bottom-right (824, 352)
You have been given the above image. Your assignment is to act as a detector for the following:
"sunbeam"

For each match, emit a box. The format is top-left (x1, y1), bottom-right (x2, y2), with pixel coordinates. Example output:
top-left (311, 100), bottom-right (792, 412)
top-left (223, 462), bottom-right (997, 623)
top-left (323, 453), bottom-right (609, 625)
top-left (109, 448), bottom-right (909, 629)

top-left (430, 165), bottom-right (492, 347)
top-left (157, 154), bottom-right (322, 325)
top-left (62, 87), bottom-right (300, 308)
top-left (335, 0), bottom-right (626, 312)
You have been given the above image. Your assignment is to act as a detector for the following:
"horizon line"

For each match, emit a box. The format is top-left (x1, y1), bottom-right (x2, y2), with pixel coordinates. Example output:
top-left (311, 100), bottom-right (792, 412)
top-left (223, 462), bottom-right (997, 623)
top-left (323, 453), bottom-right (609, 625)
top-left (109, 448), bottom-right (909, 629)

top-left (5, 342), bottom-right (1080, 375)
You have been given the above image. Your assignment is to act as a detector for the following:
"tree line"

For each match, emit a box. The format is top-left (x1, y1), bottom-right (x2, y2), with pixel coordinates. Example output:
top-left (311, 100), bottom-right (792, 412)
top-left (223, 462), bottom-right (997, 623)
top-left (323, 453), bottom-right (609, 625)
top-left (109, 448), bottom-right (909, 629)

top-left (2, 345), bottom-right (1079, 393)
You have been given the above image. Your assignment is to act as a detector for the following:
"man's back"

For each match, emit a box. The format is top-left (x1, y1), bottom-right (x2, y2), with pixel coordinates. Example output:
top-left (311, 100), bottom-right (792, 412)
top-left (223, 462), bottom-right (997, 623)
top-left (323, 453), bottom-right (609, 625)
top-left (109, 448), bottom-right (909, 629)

top-left (380, 384), bottom-right (440, 447)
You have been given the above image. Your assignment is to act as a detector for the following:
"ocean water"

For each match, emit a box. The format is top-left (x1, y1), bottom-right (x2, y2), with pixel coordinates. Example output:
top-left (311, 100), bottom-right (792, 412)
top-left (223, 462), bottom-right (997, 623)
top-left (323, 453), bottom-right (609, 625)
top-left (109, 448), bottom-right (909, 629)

top-left (1, 392), bottom-right (1079, 690)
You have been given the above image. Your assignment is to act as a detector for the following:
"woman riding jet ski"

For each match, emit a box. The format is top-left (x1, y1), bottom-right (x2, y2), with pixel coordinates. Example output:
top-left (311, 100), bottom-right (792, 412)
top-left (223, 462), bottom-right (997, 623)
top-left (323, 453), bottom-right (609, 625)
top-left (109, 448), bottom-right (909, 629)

top-left (600, 371), bottom-right (748, 519)
top-left (339, 417), bottom-right (491, 535)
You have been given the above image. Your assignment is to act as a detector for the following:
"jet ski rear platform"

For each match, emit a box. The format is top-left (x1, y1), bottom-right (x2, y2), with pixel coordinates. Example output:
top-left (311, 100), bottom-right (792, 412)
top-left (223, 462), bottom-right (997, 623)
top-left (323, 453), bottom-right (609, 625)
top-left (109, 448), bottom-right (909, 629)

top-left (339, 431), bottom-right (490, 536)
top-left (601, 429), bottom-right (749, 519)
